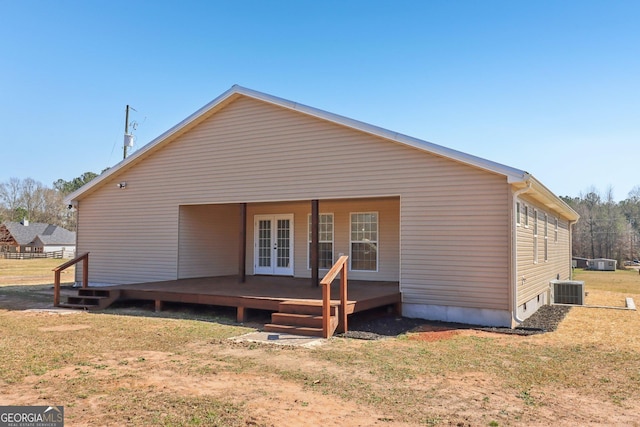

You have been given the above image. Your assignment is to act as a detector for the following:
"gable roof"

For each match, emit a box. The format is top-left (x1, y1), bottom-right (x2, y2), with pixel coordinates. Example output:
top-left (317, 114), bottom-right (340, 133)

top-left (66, 85), bottom-right (578, 221)
top-left (2, 222), bottom-right (76, 246)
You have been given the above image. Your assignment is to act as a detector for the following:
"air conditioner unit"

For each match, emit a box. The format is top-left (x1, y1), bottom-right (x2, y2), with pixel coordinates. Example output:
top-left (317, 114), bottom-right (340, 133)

top-left (550, 280), bottom-right (585, 305)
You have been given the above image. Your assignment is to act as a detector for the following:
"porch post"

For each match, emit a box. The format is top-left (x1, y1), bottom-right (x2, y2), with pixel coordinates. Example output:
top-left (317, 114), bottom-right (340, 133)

top-left (239, 203), bottom-right (246, 283)
top-left (311, 199), bottom-right (319, 287)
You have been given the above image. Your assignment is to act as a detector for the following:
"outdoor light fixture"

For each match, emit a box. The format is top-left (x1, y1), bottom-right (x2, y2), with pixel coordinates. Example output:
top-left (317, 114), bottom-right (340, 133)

top-left (117, 182), bottom-right (127, 189)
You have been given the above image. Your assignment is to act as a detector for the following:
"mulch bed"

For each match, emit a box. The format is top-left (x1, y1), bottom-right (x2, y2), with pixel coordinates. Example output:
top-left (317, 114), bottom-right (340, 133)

top-left (340, 304), bottom-right (572, 340)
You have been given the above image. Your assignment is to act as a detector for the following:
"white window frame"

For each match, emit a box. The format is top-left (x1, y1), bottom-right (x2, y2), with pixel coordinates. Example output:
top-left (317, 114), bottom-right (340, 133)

top-left (554, 217), bottom-right (559, 243)
top-left (516, 202), bottom-right (521, 226)
top-left (544, 213), bottom-right (549, 262)
top-left (533, 209), bottom-right (538, 264)
top-left (307, 213), bottom-right (334, 270)
top-left (524, 205), bottom-right (529, 228)
top-left (350, 211), bottom-right (379, 272)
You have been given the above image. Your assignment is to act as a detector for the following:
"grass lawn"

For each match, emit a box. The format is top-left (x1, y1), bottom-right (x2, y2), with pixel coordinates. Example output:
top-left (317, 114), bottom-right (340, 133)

top-left (0, 261), bottom-right (639, 426)
top-left (0, 258), bottom-right (75, 286)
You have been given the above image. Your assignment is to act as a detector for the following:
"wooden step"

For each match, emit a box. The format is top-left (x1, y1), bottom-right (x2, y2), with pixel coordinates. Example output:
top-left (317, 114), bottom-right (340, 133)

top-left (278, 300), bottom-right (338, 316)
top-left (263, 323), bottom-right (328, 338)
top-left (265, 312), bottom-right (339, 338)
top-left (78, 288), bottom-right (111, 297)
top-left (61, 288), bottom-right (121, 310)
top-left (271, 312), bottom-right (324, 328)
top-left (67, 296), bottom-right (102, 306)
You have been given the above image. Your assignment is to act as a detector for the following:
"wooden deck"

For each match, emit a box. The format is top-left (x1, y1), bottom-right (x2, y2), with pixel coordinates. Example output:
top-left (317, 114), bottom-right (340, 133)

top-left (111, 275), bottom-right (401, 322)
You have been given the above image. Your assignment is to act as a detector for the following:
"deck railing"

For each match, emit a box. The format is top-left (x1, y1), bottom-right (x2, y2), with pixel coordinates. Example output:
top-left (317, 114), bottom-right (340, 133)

top-left (319, 255), bottom-right (349, 338)
top-left (53, 252), bottom-right (89, 307)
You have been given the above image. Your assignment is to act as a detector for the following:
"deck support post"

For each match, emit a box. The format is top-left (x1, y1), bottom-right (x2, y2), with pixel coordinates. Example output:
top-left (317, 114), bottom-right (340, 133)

top-left (311, 199), bottom-right (319, 287)
top-left (236, 306), bottom-right (245, 323)
top-left (155, 300), bottom-right (163, 312)
top-left (393, 302), bottom-right (402, 316)
top-left (239, 203), bottom-right (247, 283)
top-left (337, 262), bottom-right (348, 333)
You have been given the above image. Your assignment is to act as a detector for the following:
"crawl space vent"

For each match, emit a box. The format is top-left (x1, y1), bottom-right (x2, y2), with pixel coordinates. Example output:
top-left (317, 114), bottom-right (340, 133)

top-left (551, 280), bottom-right (585, 305)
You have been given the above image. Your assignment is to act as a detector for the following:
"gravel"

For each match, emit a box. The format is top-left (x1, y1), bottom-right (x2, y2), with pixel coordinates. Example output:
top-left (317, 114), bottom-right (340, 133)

top-left (340, 304), bottom-right (572, 340)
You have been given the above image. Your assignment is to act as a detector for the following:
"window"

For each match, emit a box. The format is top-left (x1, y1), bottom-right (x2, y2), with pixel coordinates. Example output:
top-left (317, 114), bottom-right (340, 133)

top-left (544, 213), bottom-right (548, 262)
top-left (524, 205), bottom-right (529, 227)
top-left (533, 210), bottom-right (538, 264)
top-left (516, 202), bottom-right (521, 225)
top-left (308, 213), bottom-right (334, 269)
top-left (350, 212), bottom-right (378, 271)
top-left (554, 218), bottom-right (559, 243)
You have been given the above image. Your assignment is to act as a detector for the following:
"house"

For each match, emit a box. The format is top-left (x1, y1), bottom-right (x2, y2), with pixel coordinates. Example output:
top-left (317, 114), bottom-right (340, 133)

top-left (572, 256), bottom-right (589, 269)
top-left (589, 258), bottom-right (617, 271)
top-left (66, 85), bottom-right (579, 328)
top-left (0, 220), bottom-right (76, 257)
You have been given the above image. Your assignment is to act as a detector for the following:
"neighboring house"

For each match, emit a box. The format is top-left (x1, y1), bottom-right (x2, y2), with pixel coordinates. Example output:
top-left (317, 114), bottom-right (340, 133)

top-left (66, 85), bottom-right (579, 327)
top-left (572, 257), bottom-right (589, 269)
top-left (0, 220), bottom-right (76, 256)
top-left (589, 258), bottom-right (617, 271)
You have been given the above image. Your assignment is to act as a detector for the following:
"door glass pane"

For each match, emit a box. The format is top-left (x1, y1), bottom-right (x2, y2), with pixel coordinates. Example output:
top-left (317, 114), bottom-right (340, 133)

top-left (277, 219), bottom-right (290, 268)
top-left (258, 220), bottom-right (271, 267)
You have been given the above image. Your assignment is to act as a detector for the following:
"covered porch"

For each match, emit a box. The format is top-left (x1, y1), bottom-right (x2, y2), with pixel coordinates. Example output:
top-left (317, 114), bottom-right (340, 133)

top-left (178, 196), bottom-right (401, 285)
top-left (61, 196), bottom-right (402, 337)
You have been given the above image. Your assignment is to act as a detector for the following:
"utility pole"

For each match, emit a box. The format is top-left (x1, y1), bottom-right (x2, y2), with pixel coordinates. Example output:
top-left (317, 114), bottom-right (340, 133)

top-left (123, 105), bottom-right (130, 160)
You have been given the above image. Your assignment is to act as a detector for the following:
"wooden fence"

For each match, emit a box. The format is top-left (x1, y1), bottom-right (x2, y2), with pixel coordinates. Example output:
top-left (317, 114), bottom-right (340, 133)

top-left (1, 250), bottom-right (72, 260)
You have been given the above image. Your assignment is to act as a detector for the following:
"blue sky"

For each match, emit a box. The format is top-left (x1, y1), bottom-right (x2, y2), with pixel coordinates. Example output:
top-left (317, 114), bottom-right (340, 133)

top-left (1, 1), bottom-right (638, 200)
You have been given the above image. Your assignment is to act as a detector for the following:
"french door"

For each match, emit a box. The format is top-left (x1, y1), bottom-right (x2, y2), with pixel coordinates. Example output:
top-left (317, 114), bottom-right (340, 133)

top-left (254, 214), bottom-right (294, 276)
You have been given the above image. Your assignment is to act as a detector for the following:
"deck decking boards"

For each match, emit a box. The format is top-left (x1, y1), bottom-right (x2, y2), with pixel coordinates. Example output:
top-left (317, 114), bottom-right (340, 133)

top-left (110, 275), bottom-right (400, 322)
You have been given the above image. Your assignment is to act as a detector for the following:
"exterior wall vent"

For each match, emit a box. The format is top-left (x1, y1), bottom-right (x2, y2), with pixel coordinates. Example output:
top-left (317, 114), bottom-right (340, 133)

top-left (550, 280), bottom-right (585, 305)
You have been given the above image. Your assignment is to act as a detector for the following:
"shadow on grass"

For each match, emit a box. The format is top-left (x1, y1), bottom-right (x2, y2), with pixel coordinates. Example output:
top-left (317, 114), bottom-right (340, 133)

top-left (103, 299), bottom-right (269, 328)
top-left (0, 283), bottom-right (66, 310)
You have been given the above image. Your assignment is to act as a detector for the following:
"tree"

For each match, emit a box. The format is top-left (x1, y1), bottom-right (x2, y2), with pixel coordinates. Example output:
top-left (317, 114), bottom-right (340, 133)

top-left (0, 178), bottom-right (23, 221)
top-left (0, 174), bottom-right (100, 229)
top-left (53, 171), bottom-right (99, 195)
top-left (581, 188), bottom-right (602, 259)
top-left (20, 178), bottom-right (46, 222)
top-left (567, 186), bottom-right (640, 266)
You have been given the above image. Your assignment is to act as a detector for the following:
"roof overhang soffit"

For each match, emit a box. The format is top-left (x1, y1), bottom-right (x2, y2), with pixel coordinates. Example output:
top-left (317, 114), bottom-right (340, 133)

top-left (512, 177), bottom-right (579, 222)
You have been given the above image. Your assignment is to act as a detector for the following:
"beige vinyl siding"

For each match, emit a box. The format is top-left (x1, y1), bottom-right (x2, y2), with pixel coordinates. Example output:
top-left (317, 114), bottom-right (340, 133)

top-left (76, 96), bottom-right (510, 309)
top-left (178, 204), bottom-right (240, 278)
top-left (76, 187), bottom-right (179, 284)
top-left (516, 195), bottom-right (572, 304)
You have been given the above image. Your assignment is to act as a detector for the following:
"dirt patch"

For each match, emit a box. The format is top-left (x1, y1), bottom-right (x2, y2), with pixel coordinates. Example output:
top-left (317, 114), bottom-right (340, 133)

top-left (3, 350), bottom-right (409, 427)
top-left (407, 325), bottom-right (461, 342)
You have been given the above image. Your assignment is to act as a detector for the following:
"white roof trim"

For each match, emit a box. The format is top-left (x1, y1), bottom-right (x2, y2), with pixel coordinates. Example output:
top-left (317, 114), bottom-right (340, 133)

top-left (66, 85), bottom-right (530, 203)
